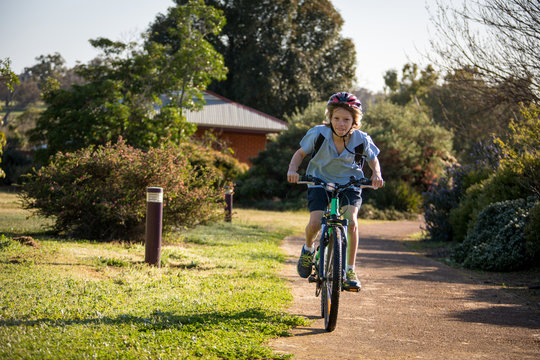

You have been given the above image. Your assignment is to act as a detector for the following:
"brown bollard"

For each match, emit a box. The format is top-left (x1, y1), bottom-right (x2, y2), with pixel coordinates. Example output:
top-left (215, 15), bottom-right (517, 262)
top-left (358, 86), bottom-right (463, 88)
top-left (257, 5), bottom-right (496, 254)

top-left (145, 187), bottom-right (163, 267)
top-left (225, 186), bottom-right (233, 222)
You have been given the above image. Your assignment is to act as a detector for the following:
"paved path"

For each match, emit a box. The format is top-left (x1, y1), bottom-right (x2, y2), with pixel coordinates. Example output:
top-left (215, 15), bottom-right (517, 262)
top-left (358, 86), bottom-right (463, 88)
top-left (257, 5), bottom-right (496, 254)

top-left (270, 220), bottom-right (540, 359)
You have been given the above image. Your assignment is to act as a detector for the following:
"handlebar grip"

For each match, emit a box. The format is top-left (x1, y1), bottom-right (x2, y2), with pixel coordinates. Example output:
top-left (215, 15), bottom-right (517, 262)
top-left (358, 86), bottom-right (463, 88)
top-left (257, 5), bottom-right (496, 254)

top-left (299, 175), bottom-right (314, 182)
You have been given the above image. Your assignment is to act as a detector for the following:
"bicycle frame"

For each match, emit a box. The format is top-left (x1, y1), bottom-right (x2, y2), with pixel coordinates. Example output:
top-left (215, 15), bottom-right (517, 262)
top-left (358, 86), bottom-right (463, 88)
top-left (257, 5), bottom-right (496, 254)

top-left (321, 196), bottom-right (349, 287)
top-left (298, 175), bottom-right (378, 331)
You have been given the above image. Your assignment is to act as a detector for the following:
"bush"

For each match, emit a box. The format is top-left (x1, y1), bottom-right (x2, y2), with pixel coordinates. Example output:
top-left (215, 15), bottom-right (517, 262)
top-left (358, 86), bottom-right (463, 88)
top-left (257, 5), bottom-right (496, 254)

top-left (363, 101), bottom-right (454, 190)
top-left (524, 203), bottom-right (540, 263)
top-left (178, 141), bottom-right (248, 185)
top-left (364, 180), bottom-right (422, 213)
top-left (453, 197), bottom-right (539, 271)
top-left (423, 166), bottom-right (469, 242)
top-left (20, 139), bottom-right (227, 241)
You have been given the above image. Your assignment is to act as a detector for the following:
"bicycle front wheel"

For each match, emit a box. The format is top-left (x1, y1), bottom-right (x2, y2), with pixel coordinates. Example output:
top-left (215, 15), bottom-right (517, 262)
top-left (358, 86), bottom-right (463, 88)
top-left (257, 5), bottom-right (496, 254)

top-left (321, 227), bottom-right (342, 332)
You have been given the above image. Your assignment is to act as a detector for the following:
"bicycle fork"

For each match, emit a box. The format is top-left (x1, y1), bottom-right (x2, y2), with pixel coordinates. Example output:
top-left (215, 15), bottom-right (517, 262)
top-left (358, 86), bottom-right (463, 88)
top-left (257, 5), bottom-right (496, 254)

top-left (311, 219), bottom-right (349, 292)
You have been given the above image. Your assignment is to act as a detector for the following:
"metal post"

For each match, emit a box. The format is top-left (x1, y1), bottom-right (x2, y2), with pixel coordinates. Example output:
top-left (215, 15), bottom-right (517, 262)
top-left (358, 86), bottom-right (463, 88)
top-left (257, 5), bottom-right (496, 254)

top-left (225, 186), bottom-right (233, 222)
top-left (145, 187), bottom-right (163, 267)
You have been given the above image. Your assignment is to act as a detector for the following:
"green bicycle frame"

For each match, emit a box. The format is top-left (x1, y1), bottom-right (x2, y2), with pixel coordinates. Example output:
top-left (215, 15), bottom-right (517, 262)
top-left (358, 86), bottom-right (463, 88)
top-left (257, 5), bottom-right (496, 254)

top-left (326, 197), bottom-right (349, 270)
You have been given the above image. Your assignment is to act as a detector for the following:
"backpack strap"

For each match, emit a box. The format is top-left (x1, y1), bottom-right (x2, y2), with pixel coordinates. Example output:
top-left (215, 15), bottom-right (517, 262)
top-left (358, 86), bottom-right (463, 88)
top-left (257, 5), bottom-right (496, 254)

top-left (312, 132), bottom-right (366, 168)
top-left (354, 143), bottom-right (366, 168)
top-left (311, 133), bottom-right (326, 159)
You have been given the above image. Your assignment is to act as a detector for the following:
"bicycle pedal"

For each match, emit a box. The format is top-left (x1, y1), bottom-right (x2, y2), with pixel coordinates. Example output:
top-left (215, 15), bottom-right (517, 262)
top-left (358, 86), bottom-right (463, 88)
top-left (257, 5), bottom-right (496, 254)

top-left (343, 286), bottom-right (361, 292)
top-left (308, 274), bottom-right (317, 283)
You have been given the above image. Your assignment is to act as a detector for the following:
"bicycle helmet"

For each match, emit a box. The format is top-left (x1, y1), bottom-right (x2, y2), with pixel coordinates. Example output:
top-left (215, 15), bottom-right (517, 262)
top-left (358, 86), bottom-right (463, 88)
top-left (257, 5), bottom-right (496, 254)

top-left (327, 92), bottom-right (362, 112)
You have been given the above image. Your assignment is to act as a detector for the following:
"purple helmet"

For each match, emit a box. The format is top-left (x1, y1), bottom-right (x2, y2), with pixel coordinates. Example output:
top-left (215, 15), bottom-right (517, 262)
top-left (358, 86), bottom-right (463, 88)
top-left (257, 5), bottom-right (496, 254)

top-left (327, 92), bottom-right (362, 111)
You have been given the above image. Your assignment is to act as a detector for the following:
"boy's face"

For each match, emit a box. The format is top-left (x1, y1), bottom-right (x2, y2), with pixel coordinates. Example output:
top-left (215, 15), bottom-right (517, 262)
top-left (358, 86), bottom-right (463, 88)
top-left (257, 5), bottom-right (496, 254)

top-left (330, 107), bottom-right (354, 137)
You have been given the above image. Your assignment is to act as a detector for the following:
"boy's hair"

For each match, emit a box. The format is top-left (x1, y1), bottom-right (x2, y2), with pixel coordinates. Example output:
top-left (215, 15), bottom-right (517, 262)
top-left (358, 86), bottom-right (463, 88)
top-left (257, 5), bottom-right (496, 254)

top-left (324, 103), bottom-right (363, 130)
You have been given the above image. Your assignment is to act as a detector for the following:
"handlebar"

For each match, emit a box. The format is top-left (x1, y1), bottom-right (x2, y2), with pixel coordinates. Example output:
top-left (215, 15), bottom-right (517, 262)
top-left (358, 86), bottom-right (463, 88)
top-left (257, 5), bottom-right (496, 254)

top-left (297, 175), bottom-right (381, 190)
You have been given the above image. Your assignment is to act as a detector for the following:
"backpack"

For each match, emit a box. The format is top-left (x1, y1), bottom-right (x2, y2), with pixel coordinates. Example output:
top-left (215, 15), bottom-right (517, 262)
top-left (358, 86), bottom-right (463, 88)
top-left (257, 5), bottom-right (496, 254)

top-left (311, 133), bottom-right (366, 168)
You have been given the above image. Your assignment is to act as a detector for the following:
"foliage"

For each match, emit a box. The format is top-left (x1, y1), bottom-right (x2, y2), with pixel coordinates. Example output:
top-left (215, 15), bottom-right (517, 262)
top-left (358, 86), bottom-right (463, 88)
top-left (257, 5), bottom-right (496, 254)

top-left (453, 197), bottom-right (539, 271)
top-left (178, 140), bottom-right (248, 185)
top-left (0, 200), bottom-right (307, 359)
top-left (19, 139), bottom-right (226, 241)
top-left (358, 203), bottom-right (418, 221)
top-left (429, 0), bottom-right (539, 105)
top-left (524, 203), bottom-right (540, 264)
top-left (183, 0), bottom-right (356, 119)
top-left (364, 180), bottom-right (423, 213)
top-left (0, 53), bottom-right (83, 126)
top-left (363, 101), bottom-right (454, 189)
top-left (145, 0), bottom-right (227, 108)
top-left (428, 68), bottom-right (527, 160)
top-left (1, 58), bottom-right (20, 178)
top-left (423, 166), bottom-right (466, 242)
top-left (425, 104), bottom-right (539, 252)
top-left (384, 63), bottom-right (439, 106)
top-left (30, 0), bottom-right (227, 162)
top-left (495, 104), bottom-right (540, 197)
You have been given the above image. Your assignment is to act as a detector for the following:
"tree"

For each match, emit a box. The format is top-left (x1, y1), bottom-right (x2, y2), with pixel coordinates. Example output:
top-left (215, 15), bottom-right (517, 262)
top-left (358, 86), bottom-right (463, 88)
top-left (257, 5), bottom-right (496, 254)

top-left (384, 63), bottom-right (439, 106)
top-left (159, 0), bottom-right (356, 119)
top-left (0, 53), bottom-right (85, 126)
top-left (363, 101), bottom-right (454, 189)
top-left (30, 0), bottom-right (227, 161)
top-left (0, 58), bottom-right (20, 178)
top-left (145, 0), bottom-right (227, 109)
top-left (428, 0), bottom-right (540, 106)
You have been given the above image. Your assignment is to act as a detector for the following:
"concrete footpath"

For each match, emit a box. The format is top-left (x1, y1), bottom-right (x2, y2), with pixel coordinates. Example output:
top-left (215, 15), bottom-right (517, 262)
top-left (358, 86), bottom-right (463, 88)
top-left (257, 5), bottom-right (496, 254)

top-left (269, 220), bottom-right (540, 359)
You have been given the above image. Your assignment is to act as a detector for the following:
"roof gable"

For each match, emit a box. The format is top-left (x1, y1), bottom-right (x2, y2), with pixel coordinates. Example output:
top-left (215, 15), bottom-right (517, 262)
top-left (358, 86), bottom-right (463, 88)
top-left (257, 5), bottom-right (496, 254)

top-left (184, 91), bottom-right (288, 133)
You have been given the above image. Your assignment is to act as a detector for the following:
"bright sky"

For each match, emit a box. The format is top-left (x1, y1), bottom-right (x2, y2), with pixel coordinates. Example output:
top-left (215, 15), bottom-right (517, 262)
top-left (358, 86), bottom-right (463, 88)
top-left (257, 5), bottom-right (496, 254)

top-left (1, 0), bottom-right (439, 93)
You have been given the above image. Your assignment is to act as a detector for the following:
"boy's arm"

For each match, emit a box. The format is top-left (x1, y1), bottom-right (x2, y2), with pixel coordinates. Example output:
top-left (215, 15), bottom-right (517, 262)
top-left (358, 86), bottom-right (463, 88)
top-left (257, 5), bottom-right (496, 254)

top-left (368, 157), bottom-right (384, 188)
top-left (287, 148), bottom-right (307, 183)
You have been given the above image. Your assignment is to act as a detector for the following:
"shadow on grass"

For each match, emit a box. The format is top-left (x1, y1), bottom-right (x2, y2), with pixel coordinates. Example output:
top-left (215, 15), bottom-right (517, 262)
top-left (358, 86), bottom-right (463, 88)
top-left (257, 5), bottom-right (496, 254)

top-left (0, 308), bottom-right (302, 334)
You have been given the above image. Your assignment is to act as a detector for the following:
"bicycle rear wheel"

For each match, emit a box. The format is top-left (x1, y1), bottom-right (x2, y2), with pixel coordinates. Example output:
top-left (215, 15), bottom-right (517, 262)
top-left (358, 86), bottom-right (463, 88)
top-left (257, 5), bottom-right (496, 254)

top-left (321, 227), bottom-right (342, 332)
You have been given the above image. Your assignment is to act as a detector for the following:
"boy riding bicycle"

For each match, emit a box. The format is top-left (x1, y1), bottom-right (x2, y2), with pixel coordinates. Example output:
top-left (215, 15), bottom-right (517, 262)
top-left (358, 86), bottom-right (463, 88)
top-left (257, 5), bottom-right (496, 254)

top-left (287, 92), bottom-right (384, 291)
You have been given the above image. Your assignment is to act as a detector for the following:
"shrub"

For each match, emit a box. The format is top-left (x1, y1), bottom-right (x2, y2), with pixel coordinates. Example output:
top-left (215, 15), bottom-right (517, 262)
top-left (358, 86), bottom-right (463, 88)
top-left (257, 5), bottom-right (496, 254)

top-left (423, 166), bottom-right (469, 242)
top-left (20, 139), bottom-right (226, 241)
top-left (363, 101), bottom-right (454, 190)
top-left (178, 141), bottom-right (248, 185)
top-left (524, 203), bottom-right (540, 263)
top-left (364, 180), bottom-right (423, 213)
top-left (453, 197), bottom-right (539, 271)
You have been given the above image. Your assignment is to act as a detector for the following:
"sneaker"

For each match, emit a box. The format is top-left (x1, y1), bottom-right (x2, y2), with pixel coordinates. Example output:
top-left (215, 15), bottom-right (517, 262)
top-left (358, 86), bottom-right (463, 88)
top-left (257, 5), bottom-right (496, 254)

top-left (297, 246), bottom-right (314, 278)
top-left (343, 269), bottom-right (361, 291)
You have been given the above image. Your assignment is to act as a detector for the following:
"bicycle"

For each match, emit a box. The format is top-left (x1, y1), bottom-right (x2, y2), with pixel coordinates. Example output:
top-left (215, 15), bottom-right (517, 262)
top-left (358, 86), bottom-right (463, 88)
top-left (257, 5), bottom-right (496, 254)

top-left (297, 175), bottom-right (379, 332)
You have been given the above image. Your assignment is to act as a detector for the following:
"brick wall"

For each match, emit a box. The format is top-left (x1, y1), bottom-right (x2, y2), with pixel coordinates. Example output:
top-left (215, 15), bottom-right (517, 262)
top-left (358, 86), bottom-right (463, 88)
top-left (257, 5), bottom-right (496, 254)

top-left (195, 128), bottom-right (268, 166)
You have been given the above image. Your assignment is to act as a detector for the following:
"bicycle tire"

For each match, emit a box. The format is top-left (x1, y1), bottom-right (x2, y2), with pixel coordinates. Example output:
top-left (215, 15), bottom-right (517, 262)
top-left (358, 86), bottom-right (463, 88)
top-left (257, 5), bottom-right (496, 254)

top-left (321, 227), bottom-right (342, 332)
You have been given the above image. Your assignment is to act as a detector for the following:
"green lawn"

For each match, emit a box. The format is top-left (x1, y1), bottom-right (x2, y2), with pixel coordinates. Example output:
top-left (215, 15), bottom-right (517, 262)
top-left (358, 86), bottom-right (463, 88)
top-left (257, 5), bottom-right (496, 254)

top-left (0, 191), bottom-right (309, 359)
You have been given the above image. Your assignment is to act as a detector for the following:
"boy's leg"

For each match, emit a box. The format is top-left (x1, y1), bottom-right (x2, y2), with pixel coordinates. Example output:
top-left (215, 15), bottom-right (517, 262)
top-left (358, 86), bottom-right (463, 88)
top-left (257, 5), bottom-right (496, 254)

top-left (305, 210), bottom-right (324, 248)
top-left (342, 205), bottom-right (359, 266)
top-left (297, 210), bottom-right (324, 278)
top-left (343, 205), bottom-right (361, 290)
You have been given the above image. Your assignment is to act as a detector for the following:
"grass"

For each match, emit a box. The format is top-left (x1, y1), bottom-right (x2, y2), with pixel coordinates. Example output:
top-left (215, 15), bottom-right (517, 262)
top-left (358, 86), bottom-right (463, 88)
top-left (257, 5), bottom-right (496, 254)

top-left (0, 191), bottom-right (310, 359)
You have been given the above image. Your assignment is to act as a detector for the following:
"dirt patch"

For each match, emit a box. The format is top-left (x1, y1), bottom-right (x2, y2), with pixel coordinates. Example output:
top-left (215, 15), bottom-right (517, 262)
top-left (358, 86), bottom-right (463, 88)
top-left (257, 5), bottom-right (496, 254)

top-left (270, 220), bottom-right (540, 359)
top-left (13, 236), bottom-right (40, 248)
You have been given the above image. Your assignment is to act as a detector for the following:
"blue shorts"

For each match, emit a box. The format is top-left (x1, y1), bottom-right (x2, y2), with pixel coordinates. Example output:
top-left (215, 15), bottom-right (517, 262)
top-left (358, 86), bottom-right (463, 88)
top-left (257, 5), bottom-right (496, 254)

top-left (307, 187), bottom-right (362, 212)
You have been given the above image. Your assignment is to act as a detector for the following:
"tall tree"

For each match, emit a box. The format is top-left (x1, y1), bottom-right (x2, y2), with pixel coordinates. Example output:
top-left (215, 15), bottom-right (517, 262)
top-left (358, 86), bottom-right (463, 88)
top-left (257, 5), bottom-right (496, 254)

top-left (30, 0), bottom-right (227, 162)
top-left (154, 0), bottom-right (356, 119)
top-left (0, 58), bottom-right (20, 177)
top-left (384, 63), bottom-right (439, 106)
top-left (429, 0), bottom-right (539, 106)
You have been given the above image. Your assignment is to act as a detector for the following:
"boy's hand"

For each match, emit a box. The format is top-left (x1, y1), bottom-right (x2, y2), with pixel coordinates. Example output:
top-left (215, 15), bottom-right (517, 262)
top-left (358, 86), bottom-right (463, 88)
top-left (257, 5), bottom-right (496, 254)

top-left (371, 173), bottom-right (384, 188)
top-left (287, 170), bottom-right (300, 183)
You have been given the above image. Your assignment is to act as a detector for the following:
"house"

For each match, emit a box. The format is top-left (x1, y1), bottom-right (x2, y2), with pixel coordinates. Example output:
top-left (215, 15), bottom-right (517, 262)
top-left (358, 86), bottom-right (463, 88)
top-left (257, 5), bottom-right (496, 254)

top-left (183, 91), bottom-right (288, 165)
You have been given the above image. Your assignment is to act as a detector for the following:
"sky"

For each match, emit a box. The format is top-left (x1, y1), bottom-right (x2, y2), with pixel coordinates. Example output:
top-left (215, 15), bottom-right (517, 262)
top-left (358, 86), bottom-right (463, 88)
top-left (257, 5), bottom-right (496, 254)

top-left (1, 0), bottom-right (440, 93)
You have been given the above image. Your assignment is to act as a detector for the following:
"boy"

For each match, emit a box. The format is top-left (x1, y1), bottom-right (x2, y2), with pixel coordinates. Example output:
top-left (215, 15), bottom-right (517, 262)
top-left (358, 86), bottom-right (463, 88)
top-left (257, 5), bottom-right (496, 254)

top-left (287, 92), bottom-right (384, 290)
